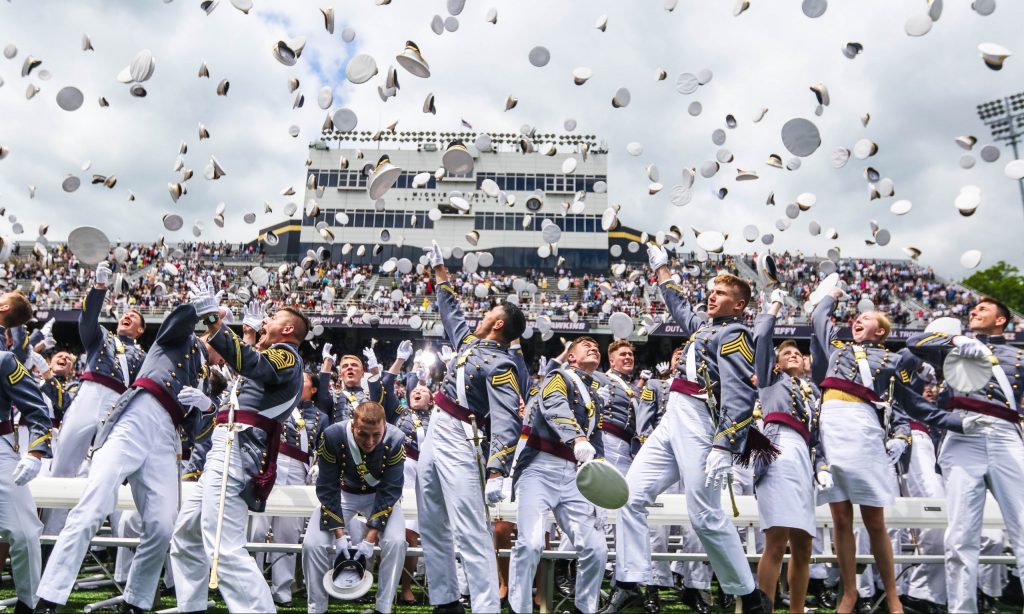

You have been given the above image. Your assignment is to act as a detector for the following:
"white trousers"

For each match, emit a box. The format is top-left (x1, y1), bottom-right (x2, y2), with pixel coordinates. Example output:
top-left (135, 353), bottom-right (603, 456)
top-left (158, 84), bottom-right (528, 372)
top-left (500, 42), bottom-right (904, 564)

top-left (402, 458), bottom-right (419, 534)
top-left (169, 426), bottom-right (275, 613)
top-left (616, 392), bottom-right (755, 595)
top-left (602, 431), bottom-right (632, 476)
top-left (0, 438), bottom-right (43, 607)
top-left (902, 433), bottom-right (946, 604)
top-left (37, 394), bottom-right (179, 610)
top-left (650, 480), bottom-right (680, 588)
top-left (301, 494), bottom-right (407, 613)
top-left (417, 409), bottom-right (499, 611)
top-left (939, 420), bottom-right (1024, 613)
top-left (250, 454), bottom-right (308, 604)
top-left (115, 510), bottom-right (176, 589)
top-left (41, 380), bottom-right (122, 535)
top-left (508, 453), bottom-right (607, 613)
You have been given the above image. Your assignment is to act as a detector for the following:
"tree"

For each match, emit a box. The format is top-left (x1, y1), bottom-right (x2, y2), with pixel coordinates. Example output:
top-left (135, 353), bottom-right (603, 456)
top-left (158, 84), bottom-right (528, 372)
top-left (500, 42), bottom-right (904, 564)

top-left (961, 261), bottom-right (1024, 314)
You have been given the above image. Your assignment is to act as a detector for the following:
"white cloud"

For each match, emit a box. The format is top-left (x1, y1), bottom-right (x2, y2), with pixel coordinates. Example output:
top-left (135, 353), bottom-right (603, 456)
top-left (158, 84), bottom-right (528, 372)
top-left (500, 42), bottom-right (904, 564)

top-left (0, 0), bottom-right (1021, 278)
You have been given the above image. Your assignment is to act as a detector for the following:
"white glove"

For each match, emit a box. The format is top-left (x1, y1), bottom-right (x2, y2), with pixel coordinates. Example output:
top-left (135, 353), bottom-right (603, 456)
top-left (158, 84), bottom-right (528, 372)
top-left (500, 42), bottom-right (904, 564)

top-left (656, 361), bottom-right (669, 375)
top-left (25, 351), bottom-right (48, 374)
top-left (538, 356), bottom-right (549, 374)
top-left (396, 340), bottom-right (414, 361)
top-left (885, 438), bottom-right (907, 465)
top-left (816, 470), bottom-right (834, 491)
top-left (187, 277), bottom-right (219, 316)
top-left (647, 244), bottom-right (669, 271)
top-left (306, 463), bottom-right (320, 485)
top-left (95, 261), bottom-right (112, 285)
top-left (41, 317), bottom-right (56, 340)
top-left (769, 289), bottom-right (788, 305)
top-left (961, 413), bottom-right (992, 435)
top-left (917, 362), bottom-right (936, 383)
top-left (322, 342), bottom-right (336, 363)
top-left (574, 440), bottom-right (596, 464)
top-left (704, 448), bottom-right (734, 490)
top-left (439, 345), bottom-right (454, 364)
top-left (13, 455), bottom-right (41, 486)
top-left (177, 386), bottom-right (214, 411)
top-left (953, 336), bottom-right (987, 359)
top-left (639, 369), bottom-right (652, 380)
top-left (334, 535), bottom-right (352, 557)
top-left (596, 385), bottom-right (613, 405)
top-left (485, 476), bottom-right (505, 505)
top-left (426, 240), bottom-right (445, 268)
top-left (363, 347), bottom-right (379, 371)
top-left (354, 540), bottom-right (374, 561)
top-left (242, 300), bottom-right (265, 332)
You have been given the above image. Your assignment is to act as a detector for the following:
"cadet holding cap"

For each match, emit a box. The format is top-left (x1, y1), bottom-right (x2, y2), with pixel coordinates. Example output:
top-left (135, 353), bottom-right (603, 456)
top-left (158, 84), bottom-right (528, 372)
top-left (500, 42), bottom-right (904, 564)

top-left (508, 336), bottom-right (609, 614)
top-left (35, 282), bottom-right (211, 614)
top-left (0, 291), bottom-right (52, 614)
top-left (902, 297), bottom-right (1024, 613)
top-left (169, 297), bottom-right (306, 613)
top-left (603, 244), bottom-right (771, 614)
top-left (41, 260), bottom-right (147, 537)
top-left (417, 240), bottom-right (525, 614)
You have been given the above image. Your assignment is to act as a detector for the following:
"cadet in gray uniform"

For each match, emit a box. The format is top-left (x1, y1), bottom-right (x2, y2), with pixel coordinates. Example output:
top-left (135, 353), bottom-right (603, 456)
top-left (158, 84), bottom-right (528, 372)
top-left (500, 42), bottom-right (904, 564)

top-left (418, 241), bottom-right (525, 613)
top-left (752, 291), bottom-right (829, 613)
top-left (604, 245), bottom-right (771, 614)
top-left (35, 287), bottom-right (214, 614)
top-left (0, 291), bottom-right (53, 614)
top-left (810, 289), bottom-right (952, 614)
top-left (320, 343), bottom-right (383, 424)
top-left (902, 297), bottom-right (1024, 613)
top-left (43, 261), bottom-right (146, 535)
top-left (508, 336), bottom-right (608, 614)
top-left (38, 351), bottom-right (79, 428)
top-left (593, 339), bottom-right (638, 476)
top-left (169, 299), bottom-right (306, 613)
top-left (302, 402), bottom-right (406, 614)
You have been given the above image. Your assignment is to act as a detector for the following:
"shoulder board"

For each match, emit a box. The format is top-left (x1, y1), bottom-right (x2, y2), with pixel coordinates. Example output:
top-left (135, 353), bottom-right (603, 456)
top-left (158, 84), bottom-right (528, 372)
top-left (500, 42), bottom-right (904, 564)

top-left (721, 332), bottom-right (754, 364)
top-left (542, 372), bottom-right (568, 399)
top-left (914, 332), bottom-right (948, 347)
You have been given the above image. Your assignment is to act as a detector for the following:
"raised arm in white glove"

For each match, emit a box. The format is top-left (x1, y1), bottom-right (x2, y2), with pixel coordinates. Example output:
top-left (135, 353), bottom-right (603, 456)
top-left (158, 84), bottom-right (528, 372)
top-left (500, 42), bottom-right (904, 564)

top-left (396, 340), bottom-right (414, 362)
top-left (95, 261), bottom-right (112, 287)
top-left (178, 386), bottom-right (214, 412)
top-left (639, 369), bottom-right (652, 381)
top-left (363, 347), bottom-right (380, 371)
top-left (242, 301), bottom-right (265, 332)
top-left (426, 241), bottom-right (445, 268)
top-left (41, 318), bottom-right (56, 349)
top-left (647, 244), bottom-right (668, 272)
top-left (656, 361), bottom-right (670, 375)
top-left (439, 345), bottom-right (454, 364)
top-left (187, 278), bottom-right (219, 316)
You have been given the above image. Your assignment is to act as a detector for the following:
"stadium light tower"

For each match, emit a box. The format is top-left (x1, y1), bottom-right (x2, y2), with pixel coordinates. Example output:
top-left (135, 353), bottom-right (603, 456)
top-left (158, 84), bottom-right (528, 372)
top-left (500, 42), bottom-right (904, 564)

top-left (976, 92), bottom-right (1024, 216)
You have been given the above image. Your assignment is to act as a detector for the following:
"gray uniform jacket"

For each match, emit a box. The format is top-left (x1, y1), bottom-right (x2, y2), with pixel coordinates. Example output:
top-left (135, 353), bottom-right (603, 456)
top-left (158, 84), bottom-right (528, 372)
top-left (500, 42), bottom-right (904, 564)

top-left (752, 313), bottom-right (828, 479)
top-left (435, 280), bottom-right (522, 477)
top-left (513, 366), bottom-right (605, 491)
top-left (320, 372), bottom-right (385, 425)
top-left (659, 279), bottom-right (759, 455)
top-left (592, 369), bottom-right (637, 446)
top-left (0, 351), bottom-right (53, 457)
top-left (636, 378), bottom-right (670, 453)
top-left (40, 375), bottom-right (80, 426)
top-left (93, 304), bottom-right (206, 452)
top-left (904, 330), bottom-right (1022, 424)
top-left (79, 287), bottom-right (146, 390)
top-left (207, 325), bottom-right (305, 511)
top-left (315, 420), bottom-right (406, 532)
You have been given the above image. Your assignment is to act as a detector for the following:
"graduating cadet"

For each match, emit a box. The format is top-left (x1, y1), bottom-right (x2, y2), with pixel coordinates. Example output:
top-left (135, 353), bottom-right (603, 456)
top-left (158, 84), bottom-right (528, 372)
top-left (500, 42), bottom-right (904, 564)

top-left (604, 245), bottom-right (771, 613)
top-left (418, 241), bottom-right (525, 613)
top-left (508, 336), bottom-right (608, 614)
top-left (810, 287), bottom-right (951, 614)
top-left (592, 339), bottom-right (638, 476)
top-left (0, 291), bottom-right (52, 614)
top-left (320, 343), bottom-right (382, 424)
top-left (35, 282), bottom-right (214, 614)
top-left (903, 298), bottom-right (1024, 613)
top-left (42, 262), bottom-right (146, 535)
top-left (395, 359), bottom-right (432, 605)
top-left (302, 401), bottom-right (407, 614)
top-left (752, 291), bottom-right (829, 613)
top-left (169, 298), bottom-right (306, 613)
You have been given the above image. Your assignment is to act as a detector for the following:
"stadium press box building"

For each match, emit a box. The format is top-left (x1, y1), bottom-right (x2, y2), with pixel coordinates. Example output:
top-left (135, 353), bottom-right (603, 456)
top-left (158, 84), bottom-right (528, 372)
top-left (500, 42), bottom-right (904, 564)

top-left (257, 131), bottom-right (645, 270)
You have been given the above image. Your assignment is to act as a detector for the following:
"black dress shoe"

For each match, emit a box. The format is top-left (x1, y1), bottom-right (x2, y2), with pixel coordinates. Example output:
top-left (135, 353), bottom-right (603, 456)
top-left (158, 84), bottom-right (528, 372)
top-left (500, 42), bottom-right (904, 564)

top-left (117, 601), bottom-right (145, 614)
top-left (1004, 576), bottom-right (1024, 607)
top-left (714, 586), bottom-right (736, 612)
top-left (739, 588), bottom-right (772, 614)
top-left (33, 600), bottom-right (59, 614)
top-left (643, 586), bottom-right (661, 614)
top-left (854, 596), bottom-right (874, 614)
top-left (597, 586), bottom-right (644, 613)
top-left (13, 602), bottom-right (33, 614)
top-left (807, 578), bottom-right (838, 610)
top-left (900, 594), bottom-right (947, 614)
top-left (433, 600), bottom-right (467, 614)
top-left (556, 572), bottom-right (576, 598)
top-left (977, 591), bottom-right (1001, 614)
top-left (676, 587), bottom-right (712, 614)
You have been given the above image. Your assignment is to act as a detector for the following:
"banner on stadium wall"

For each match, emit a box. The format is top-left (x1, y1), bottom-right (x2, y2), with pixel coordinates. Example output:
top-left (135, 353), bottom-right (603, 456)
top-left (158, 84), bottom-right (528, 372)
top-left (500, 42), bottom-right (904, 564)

top-left (306, 313), bottom-right (591, 333)
top-left (649, 323), bottom-right (1009, 342)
